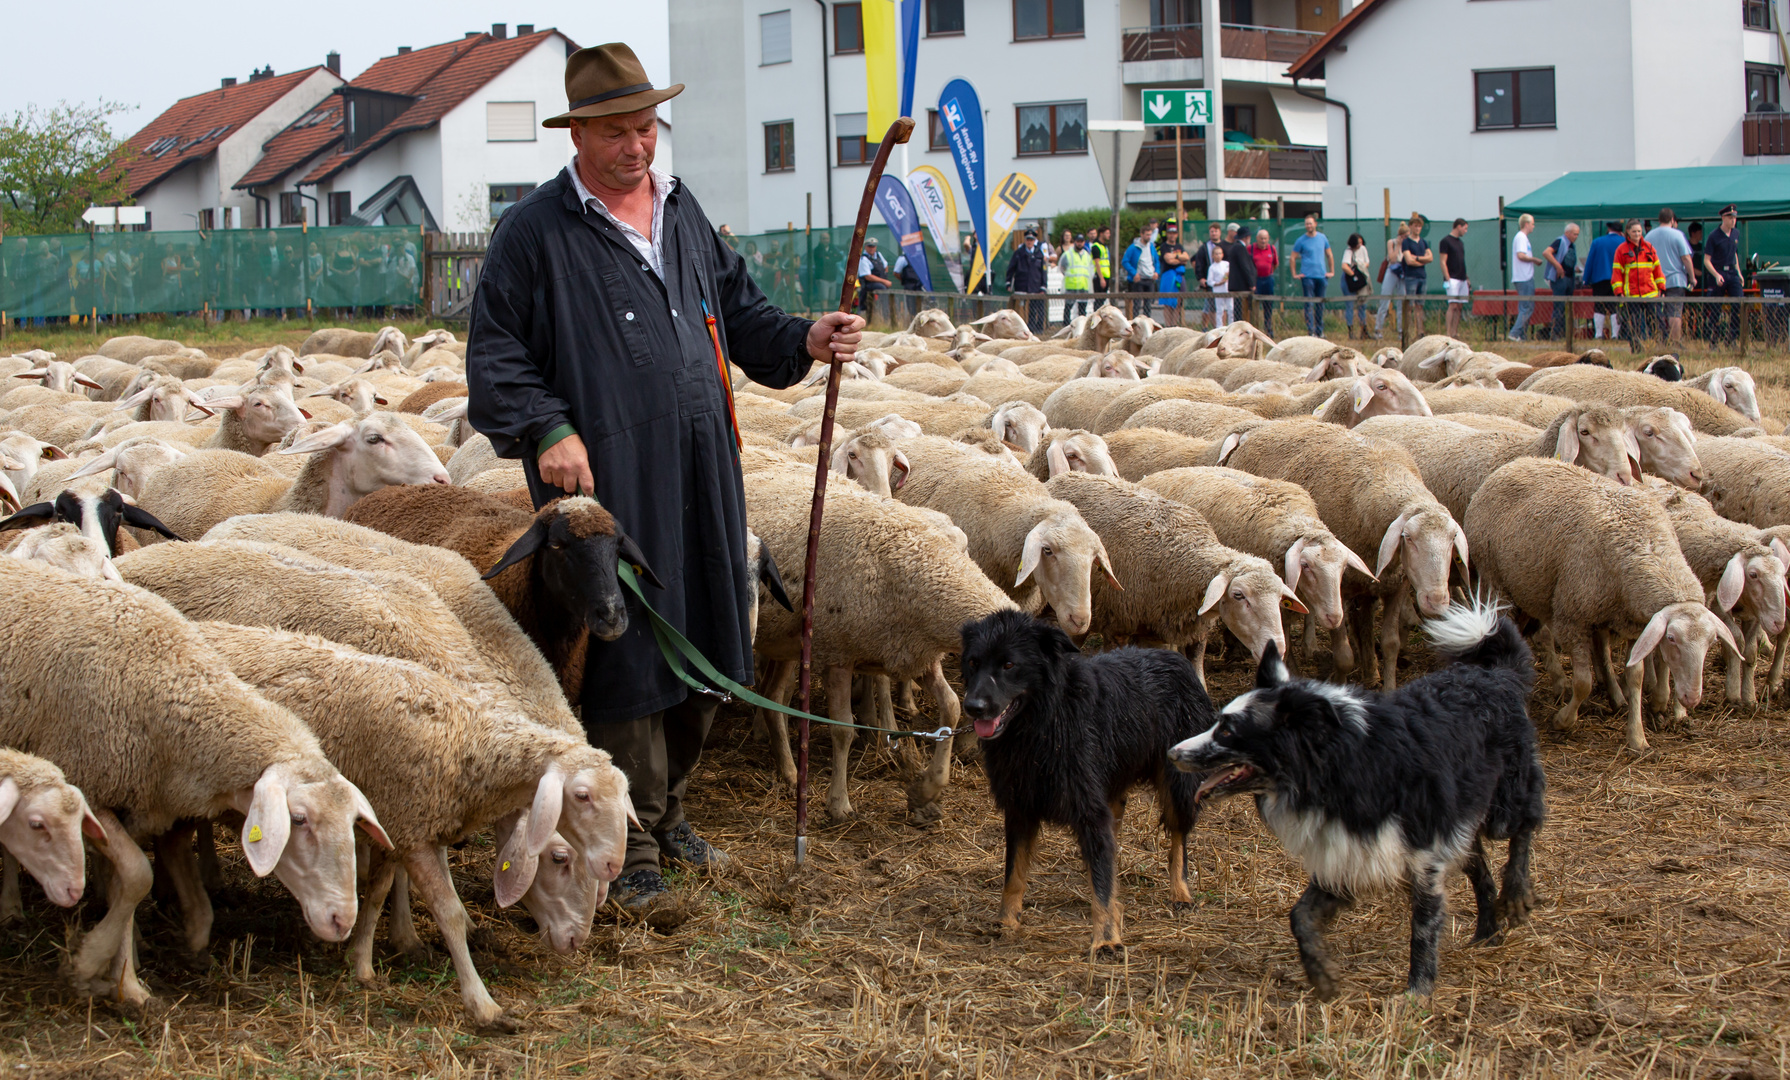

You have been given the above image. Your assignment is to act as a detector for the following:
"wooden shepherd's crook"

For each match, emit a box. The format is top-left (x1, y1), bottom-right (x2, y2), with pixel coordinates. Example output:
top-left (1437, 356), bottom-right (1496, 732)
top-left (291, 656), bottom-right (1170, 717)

top-left (794, 115), bottom-right (915, 867)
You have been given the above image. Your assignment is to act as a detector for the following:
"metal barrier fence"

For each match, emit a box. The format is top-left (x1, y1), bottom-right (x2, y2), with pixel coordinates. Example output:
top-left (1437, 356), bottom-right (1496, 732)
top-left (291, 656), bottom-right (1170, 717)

top-left (0, 225), bottom-right (426, 323)
top-left (863, 287), bottom-right (1790, 356)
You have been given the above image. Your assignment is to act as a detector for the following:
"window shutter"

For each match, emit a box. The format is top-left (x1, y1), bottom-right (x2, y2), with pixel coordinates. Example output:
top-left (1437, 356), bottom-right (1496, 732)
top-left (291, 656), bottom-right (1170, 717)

top-left (762, 10), bottom-right (792, 64)
top-left (487, 101), bottom-right (537, 142)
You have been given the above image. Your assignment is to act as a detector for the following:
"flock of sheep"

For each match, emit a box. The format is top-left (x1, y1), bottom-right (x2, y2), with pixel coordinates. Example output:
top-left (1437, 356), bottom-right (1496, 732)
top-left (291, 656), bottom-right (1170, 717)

top-left (0, 301), bottom-right (1784, 1030)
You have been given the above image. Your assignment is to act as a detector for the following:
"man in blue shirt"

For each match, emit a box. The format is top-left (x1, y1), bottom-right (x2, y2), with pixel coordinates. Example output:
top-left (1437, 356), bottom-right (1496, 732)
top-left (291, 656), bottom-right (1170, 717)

top-left (1644, 208), bottom-right (1696, 344)
top-left (1288, 214), bottom-right (1333, 337)
top-left (1704, 205), bottom-right (1743, 344)
top-left (1398, 215), bottom-right (1434, 336)
top-left (1543, 223), bottom-right (1580, 341)
top-left (1584, 221), bottom-right (1625, 340)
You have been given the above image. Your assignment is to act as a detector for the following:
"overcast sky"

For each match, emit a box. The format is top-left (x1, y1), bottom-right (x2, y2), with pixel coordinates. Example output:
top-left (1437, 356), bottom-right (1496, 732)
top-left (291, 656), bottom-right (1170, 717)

top-left (2, 1), bottom-right (670, 135)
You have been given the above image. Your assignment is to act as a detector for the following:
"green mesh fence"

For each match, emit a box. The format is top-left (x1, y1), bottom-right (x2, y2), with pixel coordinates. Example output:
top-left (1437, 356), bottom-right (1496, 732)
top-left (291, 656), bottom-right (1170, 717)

top-left (0, 226), bottom-right (425, 320)
top-left (723, 223), bottom-right (1009, 319)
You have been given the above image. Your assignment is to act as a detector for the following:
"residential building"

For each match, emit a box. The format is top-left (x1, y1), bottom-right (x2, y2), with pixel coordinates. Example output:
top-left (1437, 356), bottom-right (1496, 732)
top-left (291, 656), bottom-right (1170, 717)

top-left (671, 0), bottom-right (1335, 236)
top-left (238, 26), bottom-right (600, 233)
top-left (121, 64), bottom-right (343, 231)
top-left (1289, 0), bottom-right (1790, 221)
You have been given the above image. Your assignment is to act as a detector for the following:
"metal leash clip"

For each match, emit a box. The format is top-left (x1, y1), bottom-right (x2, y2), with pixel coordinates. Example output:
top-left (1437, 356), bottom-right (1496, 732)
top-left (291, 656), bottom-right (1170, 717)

top-left (916, 725), bottom-right (958, 743)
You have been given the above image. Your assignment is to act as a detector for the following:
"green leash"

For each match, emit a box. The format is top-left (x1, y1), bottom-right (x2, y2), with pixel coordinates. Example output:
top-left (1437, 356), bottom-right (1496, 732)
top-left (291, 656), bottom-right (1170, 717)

top-left (616, 563), bottom-right (960, 743)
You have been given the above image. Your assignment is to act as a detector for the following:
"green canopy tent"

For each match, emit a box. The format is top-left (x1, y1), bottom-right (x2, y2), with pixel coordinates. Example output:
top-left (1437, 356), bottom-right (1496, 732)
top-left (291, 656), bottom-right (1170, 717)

top-left (1507, 164), bottom-right (1790, 221)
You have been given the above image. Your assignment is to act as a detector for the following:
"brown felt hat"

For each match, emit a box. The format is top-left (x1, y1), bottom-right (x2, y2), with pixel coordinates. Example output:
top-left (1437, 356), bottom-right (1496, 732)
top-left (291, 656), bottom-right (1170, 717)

top-left (542, 42), bottom-right (682, 128)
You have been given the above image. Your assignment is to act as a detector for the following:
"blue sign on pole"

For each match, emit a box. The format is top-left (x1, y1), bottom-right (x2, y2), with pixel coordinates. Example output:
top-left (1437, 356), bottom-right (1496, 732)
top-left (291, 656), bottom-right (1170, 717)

top-left (898, 0), bottom-right (921, 119)
top-left (938, 78), bottom-right (986, 287)
top-left (875, 175), bottom-right (932, 292)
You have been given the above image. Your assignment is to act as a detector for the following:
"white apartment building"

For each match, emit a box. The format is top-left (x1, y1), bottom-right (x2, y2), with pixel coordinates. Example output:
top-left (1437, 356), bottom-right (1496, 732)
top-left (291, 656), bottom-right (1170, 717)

top-left (671, 0), bottom-right (1342, 235)
top-left (1290, 0), bottom-right (1790, 221)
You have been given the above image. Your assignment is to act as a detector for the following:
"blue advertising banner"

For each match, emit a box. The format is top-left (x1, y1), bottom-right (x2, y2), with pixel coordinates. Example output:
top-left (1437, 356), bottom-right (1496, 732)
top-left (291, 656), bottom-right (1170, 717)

top-left (938, 79), bottom-right (987, 291)
top-left (898, 0), bottom-right (921, 119)
top-left (875, 175), bottom-right (932, 292)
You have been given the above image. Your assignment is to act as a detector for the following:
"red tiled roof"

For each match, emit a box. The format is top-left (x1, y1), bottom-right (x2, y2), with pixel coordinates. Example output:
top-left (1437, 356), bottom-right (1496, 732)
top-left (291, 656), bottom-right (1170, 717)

top-left (122, 68), bottom-right (330, 197)
top-left (298, 29), bottom-right (568, 187)
top-left (233, 101), bottom-right (343, 189)
top-left (1285, 0), bottom-right (1392, 81)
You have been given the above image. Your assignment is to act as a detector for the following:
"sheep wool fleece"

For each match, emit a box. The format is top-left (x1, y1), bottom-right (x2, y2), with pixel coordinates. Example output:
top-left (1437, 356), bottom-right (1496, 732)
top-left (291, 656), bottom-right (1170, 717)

top-left (467, 166), bottom-right (813, 722)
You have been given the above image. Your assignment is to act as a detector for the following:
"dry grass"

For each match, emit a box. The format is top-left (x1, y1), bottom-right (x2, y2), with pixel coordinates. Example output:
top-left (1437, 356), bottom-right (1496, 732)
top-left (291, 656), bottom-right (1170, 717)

top-left (2, 642), bottom-right (1787, 1079)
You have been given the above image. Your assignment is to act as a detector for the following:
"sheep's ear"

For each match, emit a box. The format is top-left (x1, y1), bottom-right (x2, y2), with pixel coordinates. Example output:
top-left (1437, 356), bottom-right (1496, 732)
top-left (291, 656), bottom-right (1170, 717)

top-left (120, 502), bottom-right (183, 540)
top-left (280, 420), bottom-right (355, 455)
top-left (1451, 522), bottom-right (1470, 574)
top-left (1015, 525), bottom-right (1046, 587)
top-left (69, 448), bottom-right (120, 479)
top-left (483, 519), bottom-right (549, 580)
top-left (1707, 376), bottom-right (1727, 406)
top-left (758, 544), bottom-right (794, 612)
top-left (74, 374), bottom-right (105, 390)
top-left (100, 557), bottom-right (123, 582)
top-left (1216, 431), bottom-right (1245, 466)
top-left (113, 385), bottom-right (154, 411)
top-left (1375, 513), bottom-right (1410, 576)
top-left (0, 778), bottom-right (18, 826)
top-left (1718, 552), bottom-right (1747, 611)
top-left (12, 371), bottom-right (44, 380)
top-left (1198, 573), bottom-right (1229, 615)
top-left (238, 767), bottom-right (292, 878)
top-left (493, 814), bottom-right (538, 908)
top-left (373, 395), bottom-right (388, 406)
top-left (1255, 640), bottom-right (1289, 687)
top-left (1341, 544), bottom-right (1376, 581)
top-left (1622, 430), bottom-right (1643, 480)
top-left (1094, 536), bottom-right (1122, 591)
top-left (0, 503), bottom-right (55, 532)
top-left (79, 796), bottom-right (106, 842)
top-left (1417, 352), bottom-right (1448, 370)
top-left (1626, 609), bottom-right (1671, 668)
top-left (1769, 537), bottom-right (1790, 568)
top-left (525, 769), bottom-right (564, 858)
top-left (201, 394), bottom-right (243, 412)
top-left (184, 396), bottom-right (216, 418)
top-left (1046, 441), bottom-right (1071, 477)
top-left (1303, 360), bottom-right (1329, 383)
top-left (1711, 612), bottom-right (1741, 656)
top-left (1351, 379), bottom-right (1374, 414)
top-left (890, 449), bottom-right (910, 491)
top-left (1282, 537), bottom-right (1307, 592)
top-left (617, 532), bottom-right (665, 589)
top-left (346, 781), bottom-right (393, 850)
top-left (1279, 584), bottom-right (1309, 614)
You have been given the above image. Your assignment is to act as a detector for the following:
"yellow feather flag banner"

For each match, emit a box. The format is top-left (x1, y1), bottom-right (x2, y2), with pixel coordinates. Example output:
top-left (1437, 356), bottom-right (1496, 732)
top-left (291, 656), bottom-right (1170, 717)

top-left (968, 172), bottom-right (1037, 294)
top-left (864, 0), bottom-right (900, 135)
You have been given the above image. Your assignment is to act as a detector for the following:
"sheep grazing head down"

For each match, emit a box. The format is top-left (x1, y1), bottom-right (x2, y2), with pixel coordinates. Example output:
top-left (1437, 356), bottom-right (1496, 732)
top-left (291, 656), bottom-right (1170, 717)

top-left (1700, 366), bottom-right (1761, 422)
top-left (830, 429), bottom-right (910, 496)
top-left (0, 758), bottom-right (105, 908)
top-left (1627, 601), bottom-right (1740, 712)
top-left (1043, 432), bottom-right (1116, 477)
top-left (279, 412), bottom-right (451, 515)
top-left (230, 759), bottom-right (392, 943)
top-left (482, 497), bottom-right (664, 643)
top-left (493, 748), bottom-right (634, 916)
top-left (1625, 406), bottom-right (1701, 489)
top-left (1345, 369), bottom-right (1431, 426)
top-left (1376, 506), bottom-right (1467, 618)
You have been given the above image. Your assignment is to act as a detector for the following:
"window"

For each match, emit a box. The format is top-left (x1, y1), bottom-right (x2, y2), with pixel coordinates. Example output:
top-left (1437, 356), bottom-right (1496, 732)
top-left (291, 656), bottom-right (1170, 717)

top-left (1744, 0), bottom-right (1774, 28)
top-left (279, 192), bottom-right (305, 225)
top-left (327, 191), bottom-right (352, 225)
top-left (765, 121), bottom-right (796, 171)
top-left (927, 0), bottom-right (964, 34)
top-left (486, 101), bottom-right (536, 141)
top-left (1474, 68), bottom-right (1555, 130)
top-left (198, 208), bottom-right (215, 231)
top-left (1014, 0), bottom-right (1083, 40)
top-left (1017, 102), bottom-right (1087, 155)
top-left (761, 10), bottom-right (792, 65)
top-left (836, 112), bottom-right (877, 164)
top-left (488, 184), bottom-right (536, 221)
top-left (1224, 104), bottom-right (1256, 138)
top-left (1748, 65), bottom-right (1782, 112)
top-left (927, 109), bottom-right (950, 150)
top-left (835, 3), bottom-right (864, 53)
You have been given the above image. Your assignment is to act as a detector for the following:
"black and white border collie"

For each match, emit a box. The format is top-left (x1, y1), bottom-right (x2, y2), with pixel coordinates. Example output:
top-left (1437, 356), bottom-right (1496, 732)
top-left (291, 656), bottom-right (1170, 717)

top-left (1169, 598), bottom-right (1546, 998)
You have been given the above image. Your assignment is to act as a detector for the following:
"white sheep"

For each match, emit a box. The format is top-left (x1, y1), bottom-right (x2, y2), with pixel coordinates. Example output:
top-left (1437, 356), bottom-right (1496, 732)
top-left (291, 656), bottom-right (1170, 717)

top-left (1465, 457), bottom-right (1738, 751)
top-left (1025, 429), bottom-right (1117, 480)
top-left (0, 558), bottom-right (389, 1006)
top-left (0, 747), bottom-right (104, 921)
top-left (1681, 366), bottom-right (1761, 423)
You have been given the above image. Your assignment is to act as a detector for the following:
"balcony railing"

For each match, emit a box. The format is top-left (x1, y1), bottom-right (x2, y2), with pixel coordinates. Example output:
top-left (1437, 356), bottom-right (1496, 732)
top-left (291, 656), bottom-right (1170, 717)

top-left (1744, 112), bottom-right (1789, 155)
top-left (1121, 22), bottom-right (1322, 65)
top-left (1129, 141), bottom-right (1328, 183)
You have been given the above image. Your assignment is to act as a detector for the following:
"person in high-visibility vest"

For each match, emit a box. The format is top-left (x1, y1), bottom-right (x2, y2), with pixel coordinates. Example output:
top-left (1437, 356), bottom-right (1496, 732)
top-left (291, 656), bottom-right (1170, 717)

top-left (1092, 228), bottom-right (1112, 288)
top-left (1061, 234), bottom-right (1097, 318)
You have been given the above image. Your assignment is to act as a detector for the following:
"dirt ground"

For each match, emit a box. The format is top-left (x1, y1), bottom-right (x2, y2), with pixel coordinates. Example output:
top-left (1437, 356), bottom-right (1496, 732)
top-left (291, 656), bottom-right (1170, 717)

top-left (1, 641), bottom-right (1786, 1079)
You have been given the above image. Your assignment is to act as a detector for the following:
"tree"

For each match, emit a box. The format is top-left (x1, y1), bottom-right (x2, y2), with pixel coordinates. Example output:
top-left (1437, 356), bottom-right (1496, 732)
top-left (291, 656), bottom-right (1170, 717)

top-left (0, 101), bottom-right (135, 235)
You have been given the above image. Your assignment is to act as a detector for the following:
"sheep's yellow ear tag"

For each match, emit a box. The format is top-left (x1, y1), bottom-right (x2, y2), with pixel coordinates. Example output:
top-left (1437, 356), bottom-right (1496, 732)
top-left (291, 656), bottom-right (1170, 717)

top-left (501, 860), bottom-right (511, 872)
top-left (248, 825), bottom-right (264, 842)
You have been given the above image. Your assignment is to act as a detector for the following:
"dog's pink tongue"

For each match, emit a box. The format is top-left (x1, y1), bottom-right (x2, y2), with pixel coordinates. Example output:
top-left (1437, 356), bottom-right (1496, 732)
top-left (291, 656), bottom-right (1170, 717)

top-left (974, 716), bottom-right (999, 738)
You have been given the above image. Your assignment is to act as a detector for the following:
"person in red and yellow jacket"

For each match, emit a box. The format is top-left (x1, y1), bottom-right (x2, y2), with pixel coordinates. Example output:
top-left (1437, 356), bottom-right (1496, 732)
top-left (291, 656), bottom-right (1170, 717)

top-left (1611, 219), bottom-right (1666, 350)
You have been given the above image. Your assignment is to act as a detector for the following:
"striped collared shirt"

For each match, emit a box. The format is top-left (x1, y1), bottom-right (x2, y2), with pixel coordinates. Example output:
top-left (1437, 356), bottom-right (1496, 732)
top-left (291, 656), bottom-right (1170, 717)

top-left (568, 157), bottom-right (673, 278)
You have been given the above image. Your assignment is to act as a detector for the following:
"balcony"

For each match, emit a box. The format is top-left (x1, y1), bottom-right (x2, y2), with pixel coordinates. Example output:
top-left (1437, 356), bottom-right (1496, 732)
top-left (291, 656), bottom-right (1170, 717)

top-left (1122, 22), bottom-right (1323, 66)
top-left (1744, 111), bottom-right (1789, 155)
top-left (1129, 140), bottom-right (1327, 183)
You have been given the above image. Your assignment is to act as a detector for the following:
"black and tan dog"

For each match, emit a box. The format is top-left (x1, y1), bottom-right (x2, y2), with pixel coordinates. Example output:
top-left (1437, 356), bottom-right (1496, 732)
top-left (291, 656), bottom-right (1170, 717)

top-left (960, 610), bottom-right (1215, 958)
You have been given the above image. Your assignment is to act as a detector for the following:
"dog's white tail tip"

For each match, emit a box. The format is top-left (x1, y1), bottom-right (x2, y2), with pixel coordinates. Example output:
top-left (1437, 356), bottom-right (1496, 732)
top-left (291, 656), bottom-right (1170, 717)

top-left (1423, 593), bottom-right (1506, 654)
